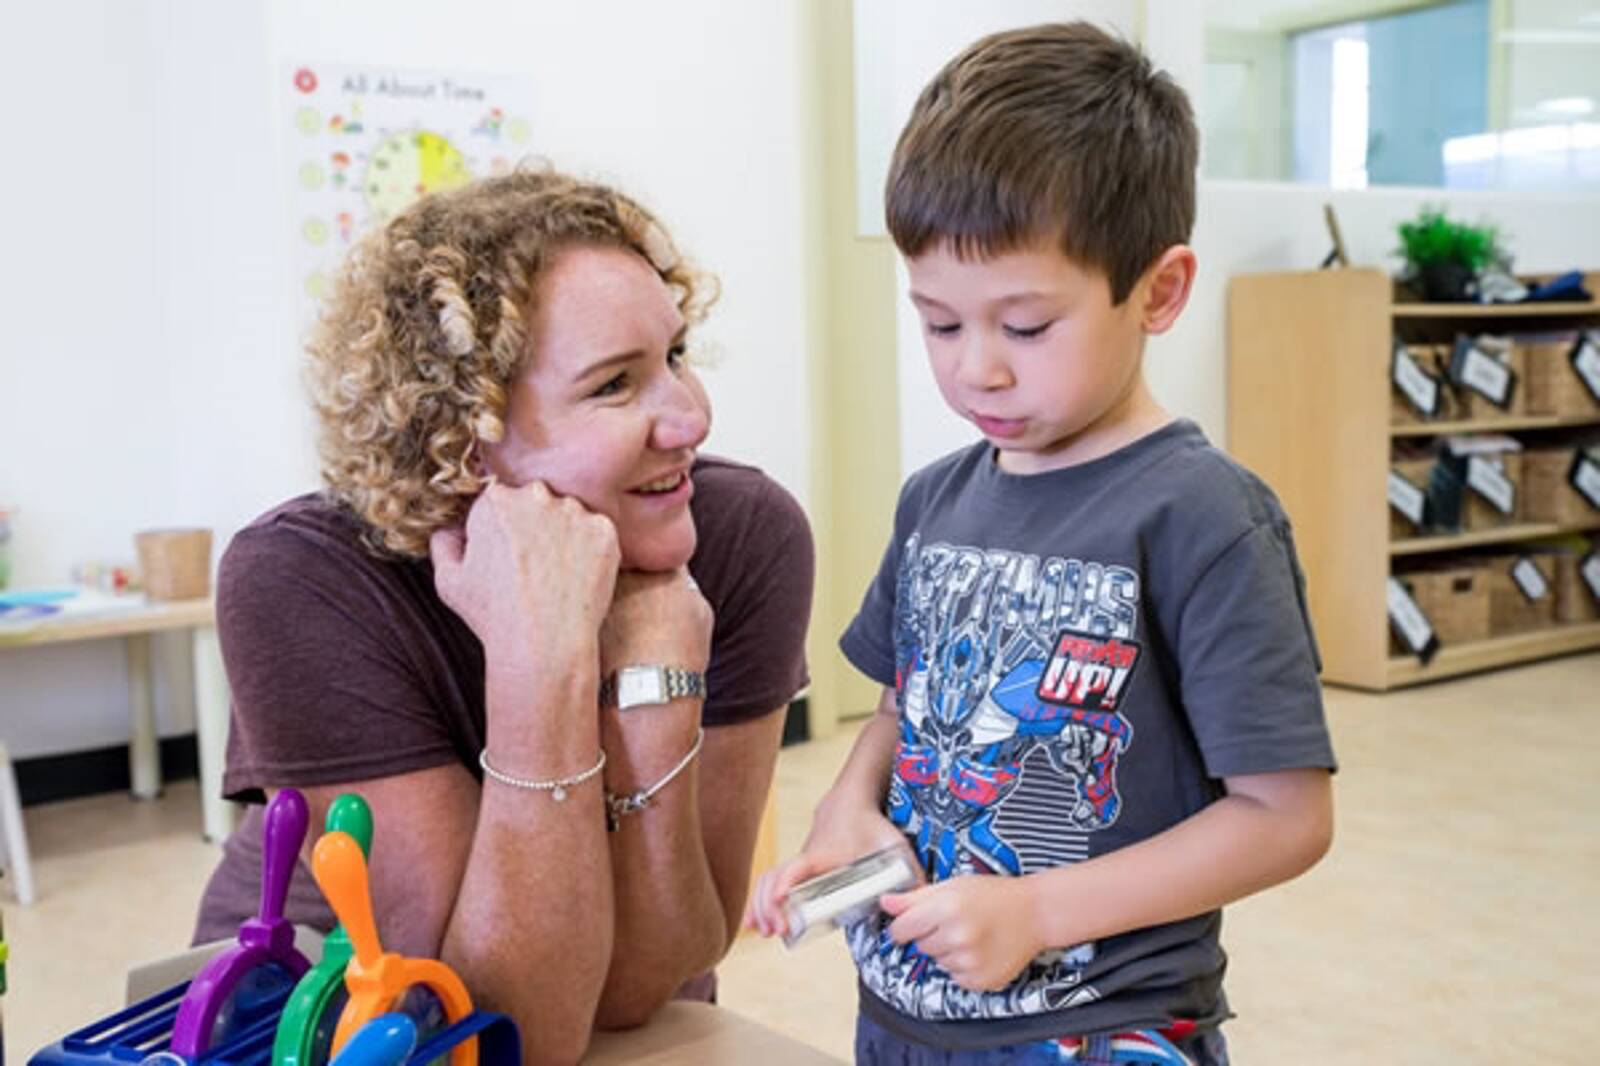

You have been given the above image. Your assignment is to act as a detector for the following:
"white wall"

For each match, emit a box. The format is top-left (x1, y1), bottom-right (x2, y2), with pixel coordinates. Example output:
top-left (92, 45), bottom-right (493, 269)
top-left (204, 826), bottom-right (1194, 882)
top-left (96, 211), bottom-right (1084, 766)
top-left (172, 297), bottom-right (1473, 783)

top-left (0, 0), bottom-right (817, 758)
top-left (854, 0), bottom-right (1142, 235)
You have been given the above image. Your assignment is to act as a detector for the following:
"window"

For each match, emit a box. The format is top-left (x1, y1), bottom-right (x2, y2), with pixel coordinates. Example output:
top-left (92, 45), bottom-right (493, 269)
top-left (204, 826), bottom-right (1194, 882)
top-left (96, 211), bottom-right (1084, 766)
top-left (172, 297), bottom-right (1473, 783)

top-left (1202, 0), bottom-right (1600, 191)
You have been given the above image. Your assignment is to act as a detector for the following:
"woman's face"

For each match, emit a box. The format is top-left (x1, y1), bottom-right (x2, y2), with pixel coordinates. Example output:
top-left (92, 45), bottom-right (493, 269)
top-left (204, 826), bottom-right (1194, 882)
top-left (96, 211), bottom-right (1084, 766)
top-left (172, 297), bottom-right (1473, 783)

top-left (483, 244), bottom-right (711, 571)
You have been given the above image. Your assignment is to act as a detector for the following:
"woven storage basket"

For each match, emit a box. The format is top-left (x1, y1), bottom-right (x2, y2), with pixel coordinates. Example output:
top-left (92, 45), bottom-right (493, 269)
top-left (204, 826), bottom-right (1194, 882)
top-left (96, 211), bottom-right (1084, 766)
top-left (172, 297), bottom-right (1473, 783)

top-left (1389, 563), bottom-right (1490, 655)
top-left (1461, 452), bottom-right (1522, 531)
top-left (1522, 448), bottom-right (1599, 525)
top-left (135, 528), bottom-right (213, 601)
top-left (1390, 344), bottom-right (1457, 426)
top-left (1487, 554), bottom-right (1557, 636)
top-left (1449, 340), bottom-right (1526, 419)
top-left (1523, 335), bottom-right (1600, 416)
top-left (1389, 458), bottom-right (1435, 541)
top-left (1553, 551), bottom-right (1600, 624)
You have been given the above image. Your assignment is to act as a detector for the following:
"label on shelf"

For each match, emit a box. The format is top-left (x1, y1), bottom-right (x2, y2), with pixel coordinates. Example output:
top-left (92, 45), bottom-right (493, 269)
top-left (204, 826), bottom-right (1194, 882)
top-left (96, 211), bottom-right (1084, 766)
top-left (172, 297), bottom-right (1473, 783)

top-left (1387, 577), bottom-right (1439, 663)
top-left (1452, 339), bottom-right (1516, 408)
top-left (1571, 454), bottom-right (1600, 510)
top-left (1466, 455), bottom-right (1517, 515)
top-left (1572, 334), bottom-right (1600, 403)
top-left (1388, 470), bottom-right (1427, 527)
top-left (1511, 556), bottom-right (1550, 602)
top-left (1392, 344), bottom-right (1441, 416)
top-left (1581, 553), bottom-right (1600, 601)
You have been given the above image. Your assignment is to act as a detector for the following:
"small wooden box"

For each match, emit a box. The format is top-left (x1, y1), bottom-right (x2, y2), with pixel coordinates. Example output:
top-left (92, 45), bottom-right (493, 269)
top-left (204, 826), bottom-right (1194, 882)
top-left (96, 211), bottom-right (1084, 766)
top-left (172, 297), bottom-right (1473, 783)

top-left (1522, 448), bottom-right (1600, 525)
top-left (1389, 564), bottom-right (1491, 655)
top-left (1389, 458), bottom-right (1435, 541)
top-left (1449, 340), bottom-right (1527, 420)
top-left (1461, 452), bottom-right (1522, 531)
top-left (1487, 554), bottom-right (1558, 636)
top-left (1390, 345), bottom-right (1456, 426)
top-left (1553, 551), bottom-right (1600, 624)
top-left (1523, 335), bottom-right (1600, 416)
top-left (135, 528), bottom-right (213, 601)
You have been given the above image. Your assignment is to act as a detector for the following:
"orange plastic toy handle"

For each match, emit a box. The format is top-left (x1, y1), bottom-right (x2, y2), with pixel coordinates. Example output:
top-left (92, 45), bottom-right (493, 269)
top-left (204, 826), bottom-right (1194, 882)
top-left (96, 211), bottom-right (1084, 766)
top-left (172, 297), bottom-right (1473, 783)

top-left (313, 830), bottom-right (478, 1066)
top-left (312, 831), bottom-right (383, 969)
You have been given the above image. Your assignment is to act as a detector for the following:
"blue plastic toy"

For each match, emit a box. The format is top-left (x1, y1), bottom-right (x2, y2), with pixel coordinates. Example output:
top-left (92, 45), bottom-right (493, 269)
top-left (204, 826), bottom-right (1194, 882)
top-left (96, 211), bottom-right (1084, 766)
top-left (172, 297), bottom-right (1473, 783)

top-left (28, 984), bottom-right (519, 1066)
top-left (327, 1016), bottom-right (415, 1066)
top-left (28, 977), bottom-right (292, 1066)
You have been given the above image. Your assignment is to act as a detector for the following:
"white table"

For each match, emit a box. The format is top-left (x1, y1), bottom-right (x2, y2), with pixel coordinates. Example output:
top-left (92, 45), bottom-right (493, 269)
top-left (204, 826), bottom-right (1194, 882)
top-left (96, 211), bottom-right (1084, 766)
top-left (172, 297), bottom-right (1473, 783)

top-left (0, 596), bottom-right (237, 843)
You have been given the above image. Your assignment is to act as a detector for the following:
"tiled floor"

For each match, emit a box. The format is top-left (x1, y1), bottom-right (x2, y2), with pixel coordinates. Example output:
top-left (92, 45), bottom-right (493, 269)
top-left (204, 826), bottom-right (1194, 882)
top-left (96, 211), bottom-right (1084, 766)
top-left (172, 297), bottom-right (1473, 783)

top-left (5, 654), bottom-right (1598, 1063)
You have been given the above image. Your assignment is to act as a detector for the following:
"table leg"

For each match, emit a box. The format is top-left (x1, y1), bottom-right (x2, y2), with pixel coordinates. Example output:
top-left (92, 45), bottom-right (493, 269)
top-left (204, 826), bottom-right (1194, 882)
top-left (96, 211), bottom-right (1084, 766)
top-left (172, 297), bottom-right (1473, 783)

top-left (192, 625), bottom-right (238, 842)
top-left (126, 633), bottom-right (161, 799)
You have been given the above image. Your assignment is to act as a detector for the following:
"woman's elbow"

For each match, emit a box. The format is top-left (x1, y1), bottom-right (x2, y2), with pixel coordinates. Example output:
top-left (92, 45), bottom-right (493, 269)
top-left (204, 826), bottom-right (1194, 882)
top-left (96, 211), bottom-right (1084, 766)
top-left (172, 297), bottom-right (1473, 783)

top-left (522, 1022), bottom-right (595, 1066)
top-left (595, 937), bottom-right (726, 1030)
top-left (594, 993), bottom-right (664, 1032)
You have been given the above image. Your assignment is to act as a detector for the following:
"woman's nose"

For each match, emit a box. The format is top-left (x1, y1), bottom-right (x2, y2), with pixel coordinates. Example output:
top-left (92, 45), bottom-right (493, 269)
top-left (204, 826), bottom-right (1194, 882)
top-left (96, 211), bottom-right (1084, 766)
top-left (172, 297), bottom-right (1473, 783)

top-left (651, 375), bottom-right (710, 451)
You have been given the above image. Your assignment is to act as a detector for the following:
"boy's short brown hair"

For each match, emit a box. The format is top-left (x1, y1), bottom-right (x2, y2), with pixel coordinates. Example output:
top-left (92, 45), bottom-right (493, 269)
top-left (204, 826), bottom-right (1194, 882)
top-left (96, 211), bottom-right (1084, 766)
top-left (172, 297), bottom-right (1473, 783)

top-left (886, 21), bottom-right (1197, 304)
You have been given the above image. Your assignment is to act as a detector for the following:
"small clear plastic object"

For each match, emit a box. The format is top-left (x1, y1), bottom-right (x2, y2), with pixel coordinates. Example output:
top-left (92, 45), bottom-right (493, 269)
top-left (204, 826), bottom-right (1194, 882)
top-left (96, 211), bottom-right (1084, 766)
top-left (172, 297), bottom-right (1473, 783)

top-left (782, 845), bottom-right (918, 948)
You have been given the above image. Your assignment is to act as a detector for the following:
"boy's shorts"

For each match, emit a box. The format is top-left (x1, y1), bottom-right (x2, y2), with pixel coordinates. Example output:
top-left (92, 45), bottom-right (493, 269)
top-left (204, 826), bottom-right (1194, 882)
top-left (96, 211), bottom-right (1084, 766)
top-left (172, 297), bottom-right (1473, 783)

top-left (855, 1013), bottom-right (1229, 1065)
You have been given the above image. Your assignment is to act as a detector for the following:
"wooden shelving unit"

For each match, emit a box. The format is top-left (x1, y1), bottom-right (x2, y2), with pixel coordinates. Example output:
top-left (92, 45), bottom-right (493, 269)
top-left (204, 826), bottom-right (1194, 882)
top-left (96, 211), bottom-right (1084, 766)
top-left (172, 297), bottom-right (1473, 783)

top-left (1392, 299), bottom-right (1600, 319)
top-left (1385, 621), bottom-right (1600, 686)
top-left (1228, 267), bottom-right (1600, 690)
top-left (1391, 519), bottom-right (1600, 556)
top-left (1391, 413), bottom-right (1600, 437)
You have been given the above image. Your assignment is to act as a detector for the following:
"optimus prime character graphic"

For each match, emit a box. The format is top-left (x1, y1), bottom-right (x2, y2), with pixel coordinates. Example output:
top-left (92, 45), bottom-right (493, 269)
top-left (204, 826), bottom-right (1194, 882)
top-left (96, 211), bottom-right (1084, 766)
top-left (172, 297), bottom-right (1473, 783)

top-left (852, 540), bottom-right (1144, 1016)
top-left (889, 621), bottom-right (1140, 881)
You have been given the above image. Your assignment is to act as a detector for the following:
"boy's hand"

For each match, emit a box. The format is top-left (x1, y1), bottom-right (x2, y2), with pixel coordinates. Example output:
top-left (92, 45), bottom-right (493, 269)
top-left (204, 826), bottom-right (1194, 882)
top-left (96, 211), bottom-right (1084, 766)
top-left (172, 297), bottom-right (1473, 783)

top-left (881, 875), bottom-right (1041, 992)
top-left (743, 803), bottom-right (913, 939)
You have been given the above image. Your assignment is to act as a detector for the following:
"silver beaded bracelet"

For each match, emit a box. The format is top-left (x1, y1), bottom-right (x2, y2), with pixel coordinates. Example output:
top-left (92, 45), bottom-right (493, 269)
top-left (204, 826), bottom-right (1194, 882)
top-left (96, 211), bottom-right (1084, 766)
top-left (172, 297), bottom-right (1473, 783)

top-left (605, 727), bottom-right (705, 831)
top-left (479, 746), bottom-right (607, 802)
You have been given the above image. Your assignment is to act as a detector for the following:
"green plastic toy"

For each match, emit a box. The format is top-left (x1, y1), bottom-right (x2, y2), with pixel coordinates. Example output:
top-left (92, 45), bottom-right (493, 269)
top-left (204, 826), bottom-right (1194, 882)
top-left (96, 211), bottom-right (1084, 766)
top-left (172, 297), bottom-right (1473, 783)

top-left (272, 793), bottom-right (374, 1066)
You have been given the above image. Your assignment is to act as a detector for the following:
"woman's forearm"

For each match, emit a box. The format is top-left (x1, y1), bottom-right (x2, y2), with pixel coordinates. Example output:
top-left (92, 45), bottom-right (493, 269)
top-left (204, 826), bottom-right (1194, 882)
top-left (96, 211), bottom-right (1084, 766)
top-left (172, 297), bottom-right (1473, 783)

top-left (594, 700), bottom-right (727, 1026)
top-left (442, 655), bottom-right (617, 1065)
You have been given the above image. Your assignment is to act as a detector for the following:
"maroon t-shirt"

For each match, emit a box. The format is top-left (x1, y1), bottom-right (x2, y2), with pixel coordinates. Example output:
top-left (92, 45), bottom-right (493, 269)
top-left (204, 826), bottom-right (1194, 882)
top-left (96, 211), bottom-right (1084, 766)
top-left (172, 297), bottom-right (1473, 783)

top-left (193, 455), bottom-right (812, 943)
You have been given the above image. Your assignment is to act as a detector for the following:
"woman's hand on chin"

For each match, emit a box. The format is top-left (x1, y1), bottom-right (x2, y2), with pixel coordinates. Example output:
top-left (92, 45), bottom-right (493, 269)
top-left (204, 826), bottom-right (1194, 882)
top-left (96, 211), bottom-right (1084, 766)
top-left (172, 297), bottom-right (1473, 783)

top-left (431, 479), bottom-right (620, 670)
top-left (599, 569), bottom-right (713, 676)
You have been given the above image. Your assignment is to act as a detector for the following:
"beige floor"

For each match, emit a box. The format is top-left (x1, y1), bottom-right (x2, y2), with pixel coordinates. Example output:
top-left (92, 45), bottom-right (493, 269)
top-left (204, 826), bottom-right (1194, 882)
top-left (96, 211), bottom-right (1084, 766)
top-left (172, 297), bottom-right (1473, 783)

top-left (5, 653), bottom-right (1598, 1063)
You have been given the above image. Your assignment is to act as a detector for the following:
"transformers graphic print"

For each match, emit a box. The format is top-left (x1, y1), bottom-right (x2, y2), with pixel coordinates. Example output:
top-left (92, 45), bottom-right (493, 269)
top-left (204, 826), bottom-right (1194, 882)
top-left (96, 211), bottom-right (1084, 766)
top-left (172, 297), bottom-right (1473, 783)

top-left (849, 533), bottom-right (1144, 1021)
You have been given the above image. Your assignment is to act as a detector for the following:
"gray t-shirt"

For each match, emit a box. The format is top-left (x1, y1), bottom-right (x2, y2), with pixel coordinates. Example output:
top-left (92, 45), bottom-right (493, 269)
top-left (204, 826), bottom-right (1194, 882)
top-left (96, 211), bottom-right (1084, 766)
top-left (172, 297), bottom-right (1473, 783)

top-left (839, 419), bottom-right (1335, 1050)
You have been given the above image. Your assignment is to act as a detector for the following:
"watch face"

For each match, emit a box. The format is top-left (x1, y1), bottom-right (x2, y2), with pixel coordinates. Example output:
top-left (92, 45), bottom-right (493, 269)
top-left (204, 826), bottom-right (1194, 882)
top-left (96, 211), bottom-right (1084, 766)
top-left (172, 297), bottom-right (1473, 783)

top-left (618, 667), bottom-right (667, 708)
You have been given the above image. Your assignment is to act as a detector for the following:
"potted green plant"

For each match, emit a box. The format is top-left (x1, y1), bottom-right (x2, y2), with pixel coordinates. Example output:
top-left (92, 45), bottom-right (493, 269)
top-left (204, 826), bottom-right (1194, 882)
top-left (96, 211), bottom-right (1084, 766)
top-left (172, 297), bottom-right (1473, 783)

top-left (1395, 206), bottom-right (1503, 302)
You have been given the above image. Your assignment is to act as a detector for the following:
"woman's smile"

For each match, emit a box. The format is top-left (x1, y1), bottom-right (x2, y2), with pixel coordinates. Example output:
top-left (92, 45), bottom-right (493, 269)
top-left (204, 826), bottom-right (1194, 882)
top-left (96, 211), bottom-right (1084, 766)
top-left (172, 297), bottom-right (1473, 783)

top-left (483, 245), bottom-right (711, 571)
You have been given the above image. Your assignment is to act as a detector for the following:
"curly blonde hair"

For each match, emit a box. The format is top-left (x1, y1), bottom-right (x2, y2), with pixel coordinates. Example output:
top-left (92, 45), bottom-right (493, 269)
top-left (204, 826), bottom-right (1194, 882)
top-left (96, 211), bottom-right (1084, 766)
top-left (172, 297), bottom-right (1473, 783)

top-left (308, 167), bottom-right (716, 557)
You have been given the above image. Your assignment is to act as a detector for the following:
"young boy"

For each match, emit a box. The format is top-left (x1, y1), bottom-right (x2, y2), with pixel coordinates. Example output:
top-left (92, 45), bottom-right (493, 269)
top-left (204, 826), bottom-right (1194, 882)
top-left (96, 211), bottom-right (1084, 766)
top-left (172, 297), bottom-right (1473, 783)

top-left (746, 22), bottom-right (1335, 1066)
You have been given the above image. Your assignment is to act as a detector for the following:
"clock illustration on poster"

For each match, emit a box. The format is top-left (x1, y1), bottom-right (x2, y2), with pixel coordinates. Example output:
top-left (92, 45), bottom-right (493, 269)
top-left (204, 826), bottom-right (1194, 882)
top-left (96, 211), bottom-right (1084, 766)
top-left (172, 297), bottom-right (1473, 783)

top-left (285, 63), bottom-right (532, 320)
top-left (364, 130), bottom-right (473, 218)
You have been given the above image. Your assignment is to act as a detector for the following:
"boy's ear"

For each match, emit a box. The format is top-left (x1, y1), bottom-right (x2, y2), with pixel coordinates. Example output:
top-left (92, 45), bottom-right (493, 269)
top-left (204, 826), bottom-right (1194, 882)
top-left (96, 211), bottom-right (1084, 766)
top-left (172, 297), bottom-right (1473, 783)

top-left (1138, 245), bottom-right (1198, 336)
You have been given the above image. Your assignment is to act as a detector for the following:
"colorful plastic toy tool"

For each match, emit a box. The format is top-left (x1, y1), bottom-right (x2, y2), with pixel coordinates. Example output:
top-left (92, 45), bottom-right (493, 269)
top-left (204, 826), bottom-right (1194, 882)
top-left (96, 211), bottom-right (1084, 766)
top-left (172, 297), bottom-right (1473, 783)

top-left (312, 830), bottom-right (477, 1066)
top-left (327, 1015), bottom-right (415, 1066)
top-left (274, 794), bottom-right (374, 1066)
top-left (170, 789), bottom-right (314, 1058)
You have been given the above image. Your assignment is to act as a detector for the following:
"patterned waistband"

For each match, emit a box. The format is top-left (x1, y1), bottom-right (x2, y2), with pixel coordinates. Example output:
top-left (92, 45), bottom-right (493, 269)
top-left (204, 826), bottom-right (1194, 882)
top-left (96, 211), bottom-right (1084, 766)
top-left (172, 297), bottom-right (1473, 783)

top-left (1047, 1022), bottom-right (1197, 1063)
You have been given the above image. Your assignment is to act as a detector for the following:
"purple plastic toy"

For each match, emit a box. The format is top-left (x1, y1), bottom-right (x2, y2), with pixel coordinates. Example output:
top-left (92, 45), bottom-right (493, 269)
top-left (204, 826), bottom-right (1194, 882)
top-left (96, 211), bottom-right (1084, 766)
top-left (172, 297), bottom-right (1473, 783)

top-left (169, 789), bottom-right (314, 1057)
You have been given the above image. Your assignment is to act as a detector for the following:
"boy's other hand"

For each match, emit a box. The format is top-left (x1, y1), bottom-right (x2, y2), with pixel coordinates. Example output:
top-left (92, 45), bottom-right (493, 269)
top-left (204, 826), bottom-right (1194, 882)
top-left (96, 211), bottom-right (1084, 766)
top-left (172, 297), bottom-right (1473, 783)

top-left (742, 805), bottom-right (912, 939)
top-left (881, 875), bottom-right (1040, 992)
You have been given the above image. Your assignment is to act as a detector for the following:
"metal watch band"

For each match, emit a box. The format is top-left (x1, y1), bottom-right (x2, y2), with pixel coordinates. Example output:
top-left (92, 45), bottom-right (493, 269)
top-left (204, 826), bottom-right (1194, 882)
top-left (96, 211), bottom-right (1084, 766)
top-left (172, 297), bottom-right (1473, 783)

top-left (599, 665), bottom-right (707, 709)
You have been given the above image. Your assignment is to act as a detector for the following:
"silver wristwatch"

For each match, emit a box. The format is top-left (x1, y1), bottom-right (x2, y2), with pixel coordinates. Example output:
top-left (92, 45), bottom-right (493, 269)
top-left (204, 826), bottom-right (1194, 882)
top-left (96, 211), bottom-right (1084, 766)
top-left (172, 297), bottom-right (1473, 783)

top-left (600, 665), bottom-right (707, 710)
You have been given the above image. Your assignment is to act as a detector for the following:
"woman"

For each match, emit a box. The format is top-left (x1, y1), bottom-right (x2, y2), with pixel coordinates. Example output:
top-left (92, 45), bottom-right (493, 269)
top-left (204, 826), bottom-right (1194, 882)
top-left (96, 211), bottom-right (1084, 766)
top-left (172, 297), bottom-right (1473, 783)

top-left (193, 168), bottom-right (814, 1064)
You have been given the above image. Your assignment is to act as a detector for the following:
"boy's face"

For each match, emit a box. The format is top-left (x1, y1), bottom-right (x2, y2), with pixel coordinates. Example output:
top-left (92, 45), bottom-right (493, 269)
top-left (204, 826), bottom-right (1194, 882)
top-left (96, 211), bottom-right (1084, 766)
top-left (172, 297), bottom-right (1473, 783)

top-left (907, 241), bottom-right (1164, 475)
